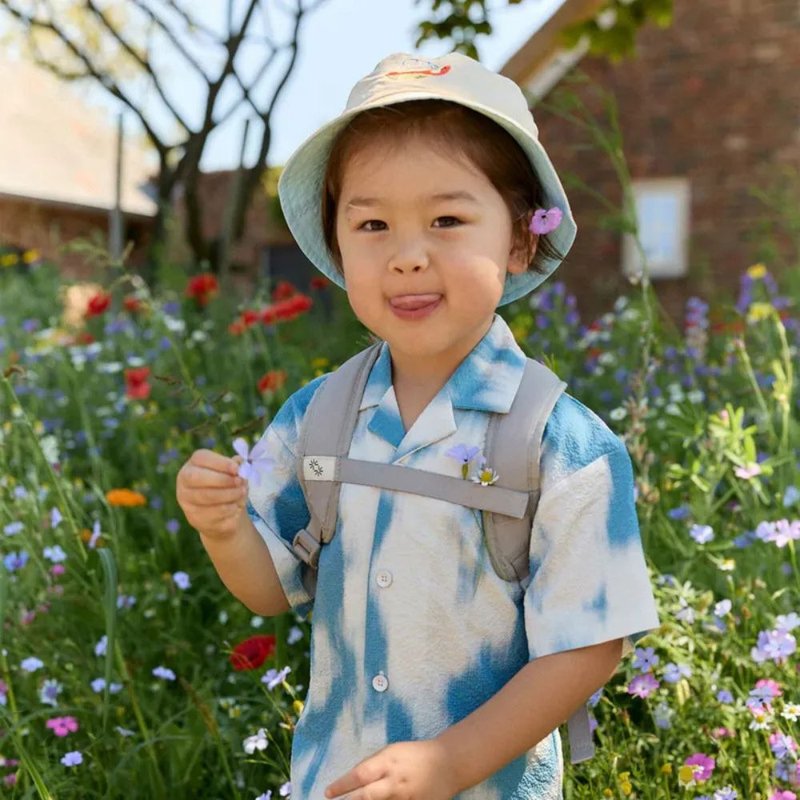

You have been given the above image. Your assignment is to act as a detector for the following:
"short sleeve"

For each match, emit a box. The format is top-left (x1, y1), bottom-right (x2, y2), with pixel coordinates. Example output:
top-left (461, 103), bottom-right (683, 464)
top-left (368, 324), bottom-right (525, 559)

top-left (523, 393), bottom-right (661, 661)
top-left (245, 375), bottom-right (328, 618)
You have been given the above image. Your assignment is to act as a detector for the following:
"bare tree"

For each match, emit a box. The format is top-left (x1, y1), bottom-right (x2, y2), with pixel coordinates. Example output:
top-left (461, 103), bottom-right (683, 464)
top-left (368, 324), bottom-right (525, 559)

top-left (0, 0), bottom-right (329, 276)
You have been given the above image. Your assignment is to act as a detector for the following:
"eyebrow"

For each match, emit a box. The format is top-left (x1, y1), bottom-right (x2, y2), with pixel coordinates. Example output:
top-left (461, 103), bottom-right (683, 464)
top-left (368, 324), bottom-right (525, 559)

top-left (344, 190), bottom-right (479, 209)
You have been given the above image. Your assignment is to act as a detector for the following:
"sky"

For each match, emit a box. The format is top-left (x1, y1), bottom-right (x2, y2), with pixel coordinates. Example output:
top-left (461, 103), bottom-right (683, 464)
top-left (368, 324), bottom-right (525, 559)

top-left (15, 0), bottom-right (566, 171)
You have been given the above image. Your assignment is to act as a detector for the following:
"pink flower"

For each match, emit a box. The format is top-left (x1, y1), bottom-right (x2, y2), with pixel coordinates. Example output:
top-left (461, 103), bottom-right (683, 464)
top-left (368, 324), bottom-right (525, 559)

top-left (711, 727), bottom-right (735, 739)
top-left (769, 791), bottom-right (796, 800)
top-left (735, 463), bottom-right (762, 479)
top-left (684, 752), bottom-right (715, 781)
top-left (50, 564), bottom-right (66, 576)
top-left (627, 673), bottom-right (660, 698)
top-left (529, 207), bottom-right (563, 235)
top-left (756, 678), bottom-right (783, 698)
top-left (46, 716), bottom-right (79, 737)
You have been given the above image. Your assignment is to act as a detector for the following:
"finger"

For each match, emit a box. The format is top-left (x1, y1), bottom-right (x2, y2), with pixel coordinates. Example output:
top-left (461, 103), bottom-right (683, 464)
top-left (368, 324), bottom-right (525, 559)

top-left (341, 777), bottom-right (394, 800)
top-left (183, 464), bottom-right (243, 489)
top-left (325, 760), bottom-right (386, 799)
top-left (185, 486), bottom-right (247, 506)
top-left (191, 449), bottom-right (240, 477)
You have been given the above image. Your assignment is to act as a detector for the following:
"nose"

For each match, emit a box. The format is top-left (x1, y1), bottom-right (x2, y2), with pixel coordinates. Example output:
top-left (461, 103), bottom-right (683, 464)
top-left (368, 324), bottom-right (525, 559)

top-left (387, 235), bottom-right (430, 275)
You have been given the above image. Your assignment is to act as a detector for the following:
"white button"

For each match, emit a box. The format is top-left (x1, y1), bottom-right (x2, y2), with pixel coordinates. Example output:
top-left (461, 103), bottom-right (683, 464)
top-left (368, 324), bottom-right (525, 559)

top-left (376, 569), bottom-right (393, 588)
top-left (372, 673), bottom-right (389, 692)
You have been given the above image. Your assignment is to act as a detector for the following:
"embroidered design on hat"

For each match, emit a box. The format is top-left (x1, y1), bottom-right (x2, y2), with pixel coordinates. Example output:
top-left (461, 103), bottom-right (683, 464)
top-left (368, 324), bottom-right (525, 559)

top-left (385, 57), bottom-right (451, 79)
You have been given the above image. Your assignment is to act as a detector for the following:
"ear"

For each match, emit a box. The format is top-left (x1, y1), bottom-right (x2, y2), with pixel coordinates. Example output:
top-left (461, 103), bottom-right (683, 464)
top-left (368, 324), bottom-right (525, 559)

top-left (508, 228), bottom-right (538, 275)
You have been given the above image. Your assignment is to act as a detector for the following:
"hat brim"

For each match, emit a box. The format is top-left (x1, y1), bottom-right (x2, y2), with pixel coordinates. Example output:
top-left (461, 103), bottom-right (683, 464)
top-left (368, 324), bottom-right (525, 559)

top-left (278, 91), bottom-right (576, 306)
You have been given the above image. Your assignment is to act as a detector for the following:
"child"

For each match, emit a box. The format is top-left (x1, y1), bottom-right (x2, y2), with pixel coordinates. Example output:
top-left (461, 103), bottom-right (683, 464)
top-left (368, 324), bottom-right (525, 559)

top-left (176, 52), bottom-right (661, 799)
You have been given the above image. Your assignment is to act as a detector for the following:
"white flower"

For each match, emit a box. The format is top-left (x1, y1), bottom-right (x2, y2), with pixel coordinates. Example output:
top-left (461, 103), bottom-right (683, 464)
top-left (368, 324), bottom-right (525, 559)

top-left (470, 460), bottom-right (499, 487)
top-left (781, 703), bottom-right (800, 721)
top-left (243, 728), bottom-right (269, 754)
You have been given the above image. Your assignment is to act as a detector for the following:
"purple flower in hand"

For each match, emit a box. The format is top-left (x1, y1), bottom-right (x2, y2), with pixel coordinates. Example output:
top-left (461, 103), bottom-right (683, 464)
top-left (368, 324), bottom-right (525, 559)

top-left (233, 437), bottom-right (275, 487)
top-left (529, 207), bottom-right (563, 235)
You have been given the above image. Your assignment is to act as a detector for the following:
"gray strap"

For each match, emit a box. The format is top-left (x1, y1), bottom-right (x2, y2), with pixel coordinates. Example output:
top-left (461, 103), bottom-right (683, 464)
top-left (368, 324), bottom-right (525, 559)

top-left (294, 343), bottom-right (383, 579)
top-left (482, 359), bottom-right (567, 582)
top-left (302, 457), bottom-right (529, 518)
top-left (567, 705), bottom-right (595, 763)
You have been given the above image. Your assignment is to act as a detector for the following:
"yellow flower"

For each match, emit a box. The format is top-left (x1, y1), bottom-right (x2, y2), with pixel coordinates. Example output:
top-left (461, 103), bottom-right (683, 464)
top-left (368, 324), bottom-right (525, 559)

top-left (660, 763), bottom-right (673, 775)
top-left (293, 699), bottom-right (305, 716)
top-left (747, 263), bottom-right (767, 279)
top-left (23, 249), bottom-right (40, 263)
top-left (677, 764), bottom-right (696, 786)
top-left (746, 302), bottom-right (773, 323)
top-left (0, 253), bottom-right (19, 268)
top-left (602, 790), bottom-right (613, 798)
top-left (310, 357), bottom-right (329, 370)
top-left (106, 488), bottom-right (147, 507)
top-left (620, 782), bottom-right (632, 796)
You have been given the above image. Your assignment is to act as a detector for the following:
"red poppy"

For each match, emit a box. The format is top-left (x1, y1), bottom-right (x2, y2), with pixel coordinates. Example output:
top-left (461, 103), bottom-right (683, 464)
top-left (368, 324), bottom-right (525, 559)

top-left (85, 292), bottom-right (112, 318)
top-left (274, 293), bottom-right (313, 322)
top-left (309, 276), bottom-right (330, 290)
top-left (258, 369), bottom-right (287, 394)
top-left (185, 273), bottom-right (219, 307)
top-left (272, 280), bottom-right (297, 301)
top-left (229, 634), bottom-right (276, 671)
top-left (125, 367), bottom-right (151, 400)
top-left (123, 295), bottom-right (143, 314)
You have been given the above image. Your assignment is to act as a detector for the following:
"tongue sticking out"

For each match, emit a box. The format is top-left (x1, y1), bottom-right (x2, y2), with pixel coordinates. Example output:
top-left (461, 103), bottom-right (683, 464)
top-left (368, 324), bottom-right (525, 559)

top-left (389, 294), bottom-right (441, 310)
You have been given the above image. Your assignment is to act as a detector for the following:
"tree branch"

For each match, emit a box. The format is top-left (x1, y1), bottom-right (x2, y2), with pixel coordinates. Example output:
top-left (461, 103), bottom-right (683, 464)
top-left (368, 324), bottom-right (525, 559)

top-left (83, 0), bottom-right (191, 132)
top-left (0, 0), bottom-right (169, 159)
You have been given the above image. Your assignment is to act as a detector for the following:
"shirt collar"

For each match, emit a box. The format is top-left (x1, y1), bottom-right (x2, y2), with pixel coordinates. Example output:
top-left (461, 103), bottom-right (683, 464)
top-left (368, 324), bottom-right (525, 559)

top-left (359, 314), bottom-right (526, 415)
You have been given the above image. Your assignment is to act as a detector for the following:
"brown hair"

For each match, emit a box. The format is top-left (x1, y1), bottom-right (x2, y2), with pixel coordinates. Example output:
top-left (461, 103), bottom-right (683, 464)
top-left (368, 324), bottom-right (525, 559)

top-left (321, 99), bottom-right (566, 277)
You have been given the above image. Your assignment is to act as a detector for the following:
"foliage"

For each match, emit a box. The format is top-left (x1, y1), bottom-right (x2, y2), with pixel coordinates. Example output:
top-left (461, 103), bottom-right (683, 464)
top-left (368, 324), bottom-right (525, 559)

top-left (414, 0), bottom-right (674, 63)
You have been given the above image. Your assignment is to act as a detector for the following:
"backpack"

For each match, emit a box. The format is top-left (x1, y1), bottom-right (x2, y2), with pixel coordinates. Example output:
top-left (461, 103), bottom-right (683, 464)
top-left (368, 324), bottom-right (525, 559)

top-left (289, 342), bottom-right (595, 764)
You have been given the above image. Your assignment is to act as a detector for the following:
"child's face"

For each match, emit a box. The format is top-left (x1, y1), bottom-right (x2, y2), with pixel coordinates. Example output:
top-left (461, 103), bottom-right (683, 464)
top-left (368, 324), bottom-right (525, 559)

top-left (335, 137), bottom-right (533, 371)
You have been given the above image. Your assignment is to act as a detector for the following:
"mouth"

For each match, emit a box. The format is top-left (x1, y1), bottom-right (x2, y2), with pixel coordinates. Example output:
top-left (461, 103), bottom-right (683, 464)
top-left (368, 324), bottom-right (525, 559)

top-left (388, 293), bottom-right (442, 320)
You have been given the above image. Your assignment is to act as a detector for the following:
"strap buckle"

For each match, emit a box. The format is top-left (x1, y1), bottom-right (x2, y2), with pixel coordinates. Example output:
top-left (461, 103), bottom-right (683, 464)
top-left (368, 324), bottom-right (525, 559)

top-left (292, 528), bottom-right (321, 569)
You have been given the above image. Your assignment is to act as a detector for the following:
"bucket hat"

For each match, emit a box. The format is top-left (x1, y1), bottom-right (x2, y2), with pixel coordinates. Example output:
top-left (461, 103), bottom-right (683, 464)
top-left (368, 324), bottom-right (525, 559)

top-left (277, 51), bottom-right (576, 306)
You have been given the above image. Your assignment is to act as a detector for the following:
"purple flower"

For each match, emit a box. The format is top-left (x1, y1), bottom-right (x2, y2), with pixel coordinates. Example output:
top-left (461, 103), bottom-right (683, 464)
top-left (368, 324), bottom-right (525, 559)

top-left (684, 752), bottom-right (715, 781)
top-left (233, 437), bottom-right (274, 487)
top-left (445, 444), bottom-right (481, 479)
top-left (632, 647), bottom-right (659, 673)
top-left (689, 524), bottom-right (714, 544)
top-left (3, 551), bottom-right (29, 571)
top-left (751, 629), bottom-right (797, 664)
top-left (152, 666), bottom-right (176, 681)
top-left (627, 673), bottom-right (659, 698)
top-left (713, 788), bottom-right (737, 800)
top-left (667, 506), bottom-right (692, 519)
top-left (262, 666), bottom-right (291, 691)
top-left (21, 657), bottom-right (44, 673)
top-left (529, 207), bottom-right (563, 235)
top-left (776, 613), bottom-right (800, 632)
top-left (172, 571), bottom-right (191, 590)
top-left (716, 689), bottom-right (734, 704)
top-left (60, 751), bottom-right (83, 767)
top-left (769, 732), bottom-right (797, 759)
top-left (663, 662), bottom-right (691, 683)
top-left (279, 782), bottom-right (291, 798)
top-left (39, 678), bottom-right (62, 707)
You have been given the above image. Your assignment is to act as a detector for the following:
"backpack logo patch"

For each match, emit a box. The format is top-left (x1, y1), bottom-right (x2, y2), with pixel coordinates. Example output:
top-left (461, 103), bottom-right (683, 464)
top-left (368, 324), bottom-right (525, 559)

top-left (303, 456), bottom-right (336, 481)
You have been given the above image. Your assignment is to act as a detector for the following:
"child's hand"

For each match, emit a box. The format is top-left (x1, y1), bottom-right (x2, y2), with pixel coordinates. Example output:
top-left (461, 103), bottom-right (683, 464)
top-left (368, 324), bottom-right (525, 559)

top-left (324, 740), bottom-right (457, 799)
top-left (176, 449), bottom-right (248, 540)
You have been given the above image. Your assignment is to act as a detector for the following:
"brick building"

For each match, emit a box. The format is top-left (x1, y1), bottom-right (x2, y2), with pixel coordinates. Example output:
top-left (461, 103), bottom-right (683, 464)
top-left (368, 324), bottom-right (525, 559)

top-left (502, 0), bottom-right (800, 323)
top-left (0, 59), bottom-right (156, 280)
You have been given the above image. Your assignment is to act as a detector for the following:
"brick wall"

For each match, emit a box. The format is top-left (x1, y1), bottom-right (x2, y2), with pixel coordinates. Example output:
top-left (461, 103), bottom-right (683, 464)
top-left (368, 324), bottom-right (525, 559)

top-left (0, 196), bottom-right (151, 281)
top-left (531, 0), bottom-right (800, 324)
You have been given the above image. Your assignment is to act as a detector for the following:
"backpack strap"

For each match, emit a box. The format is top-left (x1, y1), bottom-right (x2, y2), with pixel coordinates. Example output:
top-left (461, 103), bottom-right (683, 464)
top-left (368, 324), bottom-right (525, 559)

top-left (482, 358), bottom-right (594, 764)
top-left (481, 358), bottom-right (566, 583)
top-left (292, 343), bottom-right (383, 596)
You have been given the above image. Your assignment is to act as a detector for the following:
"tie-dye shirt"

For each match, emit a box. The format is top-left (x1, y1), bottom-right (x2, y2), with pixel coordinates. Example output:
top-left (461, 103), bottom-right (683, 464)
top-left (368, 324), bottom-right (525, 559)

top-left (246, 314), bottom-right (660, 799)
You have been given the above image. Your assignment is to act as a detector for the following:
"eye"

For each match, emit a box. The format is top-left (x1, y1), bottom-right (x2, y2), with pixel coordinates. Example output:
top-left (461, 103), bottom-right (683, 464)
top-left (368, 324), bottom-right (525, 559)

top-left (433, 216), bottom-right (462, 228)
top-left (358, 220), bottom-right (386, 232)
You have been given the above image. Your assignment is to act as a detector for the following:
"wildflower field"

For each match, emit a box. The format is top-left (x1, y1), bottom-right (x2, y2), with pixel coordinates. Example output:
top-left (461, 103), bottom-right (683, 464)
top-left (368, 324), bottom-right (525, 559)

top-left (0, 252), bottom-right (798, 800)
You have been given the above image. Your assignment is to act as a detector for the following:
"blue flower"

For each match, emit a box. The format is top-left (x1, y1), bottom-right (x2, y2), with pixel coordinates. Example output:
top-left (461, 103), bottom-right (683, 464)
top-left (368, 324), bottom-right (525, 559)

top-left (172, 571), bottom-right (191, 590)
top-left (445, 444), bottom-right (481, 479)
top-left (783, 485), bottom-right (800, 507)
top-left (689, 524), bottom-right (714, 544)
top-left (3, 551), bottom-right (29, 571)
top-left (152, 666), bottom-right (176, 681)
top-left (61, 751), bottom-right (83, 767)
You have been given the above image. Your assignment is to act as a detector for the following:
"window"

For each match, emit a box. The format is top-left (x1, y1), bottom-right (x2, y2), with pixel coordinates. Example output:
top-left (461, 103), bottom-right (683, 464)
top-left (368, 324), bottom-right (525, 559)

top-left (622, 178), bottom-right (691, 279)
